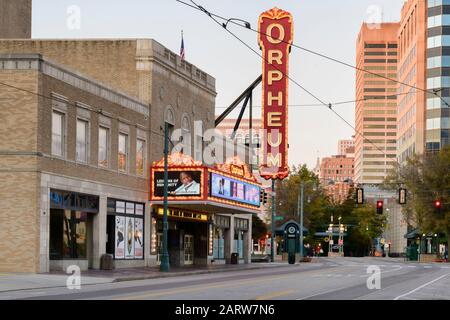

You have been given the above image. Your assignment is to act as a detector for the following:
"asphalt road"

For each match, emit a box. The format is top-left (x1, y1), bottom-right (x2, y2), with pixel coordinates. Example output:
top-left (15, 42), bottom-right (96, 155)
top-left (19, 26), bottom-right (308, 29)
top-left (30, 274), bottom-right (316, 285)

top-left (1, 257), bottom-right (450, 300)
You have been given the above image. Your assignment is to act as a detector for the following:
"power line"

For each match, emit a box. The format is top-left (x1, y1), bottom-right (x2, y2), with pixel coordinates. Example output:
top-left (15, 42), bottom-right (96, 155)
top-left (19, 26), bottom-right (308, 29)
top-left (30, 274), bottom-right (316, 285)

top-left (182, 0), bottom-right (400, 165)
top-left (0, 80), bottom-right (166, 139)
top-left (175, 0), bottom-right (450, 108)
top-left (214, 90), bottom-right (416, 109)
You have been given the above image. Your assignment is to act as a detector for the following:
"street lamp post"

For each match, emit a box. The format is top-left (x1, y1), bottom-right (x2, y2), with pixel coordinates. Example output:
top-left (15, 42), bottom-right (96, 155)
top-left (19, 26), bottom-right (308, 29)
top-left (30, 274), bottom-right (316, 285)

top-left (298, 182), bottom-right (305, 262)
top-left (160, 122), bottom-right (170, 272)
top-left (271, 179), bottom-right (276, 262)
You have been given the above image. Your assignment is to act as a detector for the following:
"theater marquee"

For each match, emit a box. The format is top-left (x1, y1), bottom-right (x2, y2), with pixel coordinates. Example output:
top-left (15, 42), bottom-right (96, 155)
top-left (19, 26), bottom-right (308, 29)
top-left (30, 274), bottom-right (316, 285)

top-left (258, 7), bottom-right (293, 180)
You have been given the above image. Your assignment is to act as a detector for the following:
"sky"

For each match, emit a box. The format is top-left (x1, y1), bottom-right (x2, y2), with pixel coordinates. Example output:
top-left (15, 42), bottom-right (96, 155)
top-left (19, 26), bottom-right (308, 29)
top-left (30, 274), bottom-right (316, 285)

top-left (32, 0), bottom-right (406, 169)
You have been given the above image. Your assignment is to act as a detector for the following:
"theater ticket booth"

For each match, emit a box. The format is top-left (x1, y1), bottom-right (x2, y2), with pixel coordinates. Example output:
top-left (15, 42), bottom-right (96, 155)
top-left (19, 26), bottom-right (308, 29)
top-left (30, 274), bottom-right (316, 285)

top-left (149, 154), bottom-right (261, 267)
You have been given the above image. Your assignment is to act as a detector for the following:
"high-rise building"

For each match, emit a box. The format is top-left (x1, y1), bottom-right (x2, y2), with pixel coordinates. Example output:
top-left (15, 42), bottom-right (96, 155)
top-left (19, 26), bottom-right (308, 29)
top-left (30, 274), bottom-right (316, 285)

top-left (397, 0), bottom-right (427, 164)
top-left (426, 0), bottom-right (450, 151)
top-left (0, 0), bottom-right (32, 39)
top-left (337, 139), bottom-right (355, 156)
top-left (355, 23), bottom-right (400, 185)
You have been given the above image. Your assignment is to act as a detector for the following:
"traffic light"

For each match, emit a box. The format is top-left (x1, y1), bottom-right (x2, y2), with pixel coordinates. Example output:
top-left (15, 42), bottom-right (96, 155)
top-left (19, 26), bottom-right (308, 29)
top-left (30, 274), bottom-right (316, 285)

top-left (376, 200), bottom-right (384, 214)
top-left (399, 188), bottom-right (407, 205)
top-left (356, 188), bottom-right (364, 204)
top-left (260, 190), bottom-right (268, 205)
top-left (434, 200), bottom-right (442, 214)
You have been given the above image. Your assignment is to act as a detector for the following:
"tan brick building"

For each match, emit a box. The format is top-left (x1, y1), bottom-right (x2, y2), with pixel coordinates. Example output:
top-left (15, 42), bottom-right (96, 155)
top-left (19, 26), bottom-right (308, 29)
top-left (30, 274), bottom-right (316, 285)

top-left (0, 39), bottom-right (259, 272)
top-left (0, 0), bottom-right (31, 39)
top-left (0, 39), bottom-right (217, 164)
top-left (0, 54), bottom-right (150, 272)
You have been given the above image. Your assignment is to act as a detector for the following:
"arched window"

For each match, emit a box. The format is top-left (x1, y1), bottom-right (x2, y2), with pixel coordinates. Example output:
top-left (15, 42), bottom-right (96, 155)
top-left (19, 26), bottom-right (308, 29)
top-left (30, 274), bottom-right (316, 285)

top-left (164, 107), bottom-right (175, 126)
top-left (164, 107), bottom-right (175, 151)
top-left (181, 115), bottom-right (191, 155)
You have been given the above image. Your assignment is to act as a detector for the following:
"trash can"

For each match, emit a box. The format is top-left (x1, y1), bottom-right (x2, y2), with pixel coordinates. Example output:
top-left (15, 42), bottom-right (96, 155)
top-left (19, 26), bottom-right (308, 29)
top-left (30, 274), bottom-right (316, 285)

top-left (231, 253), bottom-right (239, 265)
top-left (100, 254), bottom-right (115, 270)
top-left (288, 253), bottom-right (295, 265)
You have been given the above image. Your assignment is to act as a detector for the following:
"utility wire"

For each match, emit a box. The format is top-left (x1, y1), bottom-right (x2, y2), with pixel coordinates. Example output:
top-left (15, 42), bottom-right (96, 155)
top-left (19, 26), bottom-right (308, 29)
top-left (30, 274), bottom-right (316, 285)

top-left (183, 0), bottom-right (400, 164)
top-left (214, 90), bottom-right (415, 109)
top-left (0, 80), bottom-right (167, 139)
top-left (175, 0), bottom-right (449, 108)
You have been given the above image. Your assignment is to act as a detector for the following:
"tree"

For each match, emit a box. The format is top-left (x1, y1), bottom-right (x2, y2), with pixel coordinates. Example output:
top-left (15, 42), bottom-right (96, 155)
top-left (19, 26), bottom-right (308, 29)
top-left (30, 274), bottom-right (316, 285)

top-left (384, 147), bottom-right (450, 249)
top-left (252, 215), bottom-right (268, 241)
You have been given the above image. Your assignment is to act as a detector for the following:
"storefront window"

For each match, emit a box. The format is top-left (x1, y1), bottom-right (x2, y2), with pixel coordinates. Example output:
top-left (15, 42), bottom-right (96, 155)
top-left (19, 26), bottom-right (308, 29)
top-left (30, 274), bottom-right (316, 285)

top-left (49, 190), bottom-right (98, 261)
top-left (107, 198), bottom-right (145, 260)
top-left (213, 227), bottom-right (225, 259)
top-left (50, 209), bottom-right (87, 260)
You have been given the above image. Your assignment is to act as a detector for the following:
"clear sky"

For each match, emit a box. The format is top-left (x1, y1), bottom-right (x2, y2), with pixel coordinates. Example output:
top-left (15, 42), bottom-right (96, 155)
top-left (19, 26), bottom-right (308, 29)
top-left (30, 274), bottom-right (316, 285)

top-left (32, 0), bottom-right (405, 169)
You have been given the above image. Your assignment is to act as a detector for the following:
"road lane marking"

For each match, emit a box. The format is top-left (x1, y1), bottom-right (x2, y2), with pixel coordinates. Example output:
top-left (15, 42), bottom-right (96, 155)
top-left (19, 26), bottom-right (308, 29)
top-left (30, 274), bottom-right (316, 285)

top-left (111, 269), bottom-right (328, 300)
top-left (394, 273), bottom-right (450, 300)
top-left (111, 264), bottom-right (351, 300)
top-left (254, 289), bottom-right (294, 300)
top-left (296, 286), bottom-right (350, 300)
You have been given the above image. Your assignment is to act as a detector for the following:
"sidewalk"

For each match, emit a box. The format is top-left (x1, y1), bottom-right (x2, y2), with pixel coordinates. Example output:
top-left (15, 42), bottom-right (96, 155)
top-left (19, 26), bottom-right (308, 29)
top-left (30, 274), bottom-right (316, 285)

top-left (0, 262), bottom-right (293, 293)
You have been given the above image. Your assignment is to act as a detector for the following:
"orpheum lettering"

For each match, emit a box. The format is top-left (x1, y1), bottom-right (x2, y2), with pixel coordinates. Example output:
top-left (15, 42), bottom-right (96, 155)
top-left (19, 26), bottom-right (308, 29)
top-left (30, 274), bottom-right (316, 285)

top-left (258, 7), bottom-right (293, 180)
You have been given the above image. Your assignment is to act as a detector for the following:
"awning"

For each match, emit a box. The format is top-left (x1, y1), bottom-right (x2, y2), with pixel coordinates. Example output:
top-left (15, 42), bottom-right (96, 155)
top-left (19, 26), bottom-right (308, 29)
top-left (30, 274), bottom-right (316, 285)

top-left (150, 200), bottom-right (259, 215)
top-left (404, 229), bottom-right (436, 239)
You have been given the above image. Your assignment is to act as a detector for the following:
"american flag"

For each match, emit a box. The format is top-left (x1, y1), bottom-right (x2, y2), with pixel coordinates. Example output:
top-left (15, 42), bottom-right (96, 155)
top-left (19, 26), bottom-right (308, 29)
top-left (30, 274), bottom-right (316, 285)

top-left (180, 31), bottom-right (185, 61)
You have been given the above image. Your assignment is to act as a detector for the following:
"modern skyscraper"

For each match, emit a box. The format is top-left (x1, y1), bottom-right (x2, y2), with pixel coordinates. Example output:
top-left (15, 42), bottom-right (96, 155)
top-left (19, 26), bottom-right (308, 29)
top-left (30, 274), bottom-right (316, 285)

top-left (355, 23), bottom-right (400, 185)
top-left (426, 0), bottom-right (450, 151)
top-left (397, 0), bottom-right (428, 164)
top-left (0, 0), bottom-right (32, 39)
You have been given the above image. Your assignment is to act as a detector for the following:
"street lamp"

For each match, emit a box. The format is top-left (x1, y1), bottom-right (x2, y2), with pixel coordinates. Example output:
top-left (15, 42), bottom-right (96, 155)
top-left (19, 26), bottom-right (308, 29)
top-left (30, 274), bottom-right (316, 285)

top-left (298, 180), bottom-right (316, 262)
top-left (160, 121), bottom-right (170, 272)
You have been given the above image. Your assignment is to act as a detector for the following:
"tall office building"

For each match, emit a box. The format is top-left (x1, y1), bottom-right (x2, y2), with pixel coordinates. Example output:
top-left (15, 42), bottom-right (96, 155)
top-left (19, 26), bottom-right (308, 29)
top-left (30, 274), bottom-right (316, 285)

top-left (355, 23), bottom-right (400, 185)
top-left (0, 0), bottom-right (32, 39)
top-left (426, 0), bottom-right (450, 151)
top-left (397, 0), bottom-right (428, 164)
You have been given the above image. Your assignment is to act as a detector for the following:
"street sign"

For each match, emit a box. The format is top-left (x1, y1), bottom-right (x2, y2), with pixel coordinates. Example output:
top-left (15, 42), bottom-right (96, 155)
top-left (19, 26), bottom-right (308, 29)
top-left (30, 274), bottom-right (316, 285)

top-left (329, 240), bottom-right (334, 245)
top-left (338, 239), bottom-right (343, 245)
top-left (274, 216), bottom-right (283, 221)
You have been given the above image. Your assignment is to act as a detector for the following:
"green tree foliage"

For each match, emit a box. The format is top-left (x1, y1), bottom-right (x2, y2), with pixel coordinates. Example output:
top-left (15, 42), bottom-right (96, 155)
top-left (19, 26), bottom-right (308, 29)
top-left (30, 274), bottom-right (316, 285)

top-left (268, 165), bottom-right (386, 256)
top-left (252, 215), bottom-right (268, 241)
top-left (384, 147), bottom-right (450, 246)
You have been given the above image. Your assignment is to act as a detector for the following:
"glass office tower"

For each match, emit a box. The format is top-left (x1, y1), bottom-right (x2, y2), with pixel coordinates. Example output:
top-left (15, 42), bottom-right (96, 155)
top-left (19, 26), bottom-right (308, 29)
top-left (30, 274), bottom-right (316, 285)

top-left (426, 0), bottom-right (450, 151)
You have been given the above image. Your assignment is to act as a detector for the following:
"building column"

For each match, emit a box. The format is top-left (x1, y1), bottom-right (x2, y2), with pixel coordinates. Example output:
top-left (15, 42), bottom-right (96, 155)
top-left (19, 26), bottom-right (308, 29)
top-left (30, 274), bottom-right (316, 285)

top-left (244, 217), bottom-right (252, 264)
top-left (92, 195), bottom-right (107, 269)
top-left (145, 202), bottom-right (153, 267)
top-left (39, 180), bottom-right (50, 273)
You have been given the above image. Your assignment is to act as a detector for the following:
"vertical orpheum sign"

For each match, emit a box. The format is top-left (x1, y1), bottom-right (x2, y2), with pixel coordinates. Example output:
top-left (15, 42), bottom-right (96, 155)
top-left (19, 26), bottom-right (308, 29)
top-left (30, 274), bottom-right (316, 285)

top-left (258, 7), bottom-right (293, 180)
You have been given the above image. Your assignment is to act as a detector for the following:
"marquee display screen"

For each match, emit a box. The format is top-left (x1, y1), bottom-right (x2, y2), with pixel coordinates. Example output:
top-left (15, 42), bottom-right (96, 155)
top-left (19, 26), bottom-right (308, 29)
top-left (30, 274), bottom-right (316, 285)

top-left (210, 173), bottom-right (260, 207)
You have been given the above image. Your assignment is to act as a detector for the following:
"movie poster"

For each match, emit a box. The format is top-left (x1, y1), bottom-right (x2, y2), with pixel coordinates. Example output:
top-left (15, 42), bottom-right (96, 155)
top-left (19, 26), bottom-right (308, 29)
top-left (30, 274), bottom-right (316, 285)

top-left (125, 217), bottom-right (135, 259)
top-left (134, 218), bottom-right (144, 259)
top-left (115, 216), bottom-right (125, 259)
